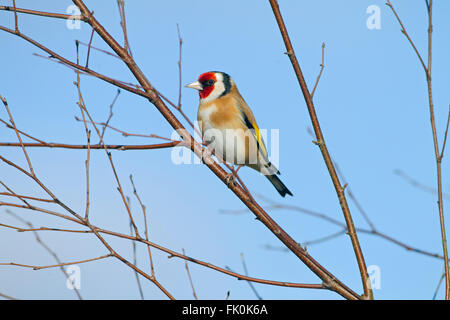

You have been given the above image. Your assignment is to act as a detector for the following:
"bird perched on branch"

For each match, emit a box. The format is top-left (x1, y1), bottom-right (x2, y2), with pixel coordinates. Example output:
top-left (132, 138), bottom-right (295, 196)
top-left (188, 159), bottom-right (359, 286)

top-left (186, 71), bottom-right (293, 197)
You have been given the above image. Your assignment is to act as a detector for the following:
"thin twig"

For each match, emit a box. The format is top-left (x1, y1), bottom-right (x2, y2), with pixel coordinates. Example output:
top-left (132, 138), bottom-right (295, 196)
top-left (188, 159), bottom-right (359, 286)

top-left (0, 118), bottom-right (46, 144)
top-left (228, 194), bottom-right (446, 260)
top-left (439, 105), bottom-right (450, 160)
top-left (268, 0), bottom-right (372, 299)
top-left (387, 0), bottom-right (449, 299)
top-left (395, 169), bottom-right (450, 200)
top-left (433, 270), bottom-right (445, 300)
top-left (176, 24), bottom-right (183, 108)
top-left (0, 254), bottom-right (112, 270)
top-left (0, 95), bottom-right (35, 176)
top-left (85, 26), bottom-right (95, 68)
top-left (12, 0), bottom-right (18, 32)
top-left (100, 89), bottom-right (121, 139)
top-left (0, 5), bottom-right (87, 22)
top-left (0, 292), bottom-right (18, 300)
top-left (75, 70), bottom-right (140, 238)
top-left (311, 42), bottom-right (325, 98)
top-left (385, 0), bottom-right (427, 73)
top-left (5, 211), bottom-right (82, 299)
top-left (182, 249), bottom-right (198, 300)
top-left (1, 1), bottom-right (361, 300)
top-left (240, 253), bottom-right (262, 300)
top-left (117, 0), bottom-right (132, 57)
top-left (130, 175), bottom-right (155, 277)
top-left (128, 197), bottom-right (145, 300)
top-left (0, 141), bottom-right (181, 150)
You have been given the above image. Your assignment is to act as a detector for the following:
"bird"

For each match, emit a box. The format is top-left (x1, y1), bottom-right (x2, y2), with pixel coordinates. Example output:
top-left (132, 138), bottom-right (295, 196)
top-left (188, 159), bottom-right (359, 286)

top-left (185, 71), bottom-right (293, 197)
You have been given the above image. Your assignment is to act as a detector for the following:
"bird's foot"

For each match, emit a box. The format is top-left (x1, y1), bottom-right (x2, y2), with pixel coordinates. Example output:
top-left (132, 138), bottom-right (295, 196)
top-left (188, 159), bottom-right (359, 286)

top-left (201, 148), bottom-right (213, 165)
top-left (225, 172), bottom-right (237, 187)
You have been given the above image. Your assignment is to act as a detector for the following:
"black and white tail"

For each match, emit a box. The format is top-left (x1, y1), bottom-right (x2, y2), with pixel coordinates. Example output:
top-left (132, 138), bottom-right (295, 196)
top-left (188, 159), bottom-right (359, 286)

top-left (266, 174), bottom-right (293, 197)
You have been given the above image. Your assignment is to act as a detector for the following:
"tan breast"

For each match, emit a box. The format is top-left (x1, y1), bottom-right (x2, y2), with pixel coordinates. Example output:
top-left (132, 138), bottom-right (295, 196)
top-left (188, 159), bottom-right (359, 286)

top-left (197, 94), bottom-right (240, 131)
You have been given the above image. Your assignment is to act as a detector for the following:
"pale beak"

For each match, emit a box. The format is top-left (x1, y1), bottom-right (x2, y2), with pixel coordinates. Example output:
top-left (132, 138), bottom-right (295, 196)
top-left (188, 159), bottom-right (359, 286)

top-left (185, 81), bottom-right (203, 91)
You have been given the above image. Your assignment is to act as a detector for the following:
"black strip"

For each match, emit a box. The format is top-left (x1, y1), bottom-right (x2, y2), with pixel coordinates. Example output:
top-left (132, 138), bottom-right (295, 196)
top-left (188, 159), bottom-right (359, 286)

top-left (212, 71), bottom-right (232, 98)
top-left (241, 110), bottom-right (263, 155)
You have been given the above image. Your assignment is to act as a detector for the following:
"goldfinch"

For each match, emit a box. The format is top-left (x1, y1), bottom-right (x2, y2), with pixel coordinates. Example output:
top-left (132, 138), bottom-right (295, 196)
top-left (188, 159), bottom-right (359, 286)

top-left (186, 71), bottom-right (293, 197)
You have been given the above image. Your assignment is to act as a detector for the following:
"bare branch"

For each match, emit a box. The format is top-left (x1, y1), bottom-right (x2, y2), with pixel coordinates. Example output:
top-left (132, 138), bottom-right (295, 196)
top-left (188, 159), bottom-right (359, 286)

top-left (268, 0), bottom-right (372, 299)
top-left (311, 42), bottom-right (325, 99)
top-left (182, 248), bottom-right (198, 300)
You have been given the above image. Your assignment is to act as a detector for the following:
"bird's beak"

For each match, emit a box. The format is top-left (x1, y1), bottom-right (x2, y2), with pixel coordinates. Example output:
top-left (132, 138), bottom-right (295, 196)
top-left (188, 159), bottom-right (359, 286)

top-left (185, 81), bottom-right (203, 91)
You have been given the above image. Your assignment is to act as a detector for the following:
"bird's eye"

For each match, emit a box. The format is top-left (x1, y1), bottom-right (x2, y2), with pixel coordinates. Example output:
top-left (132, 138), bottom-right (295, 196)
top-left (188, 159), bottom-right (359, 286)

top-left (204, 79), bottom-right (215, 87)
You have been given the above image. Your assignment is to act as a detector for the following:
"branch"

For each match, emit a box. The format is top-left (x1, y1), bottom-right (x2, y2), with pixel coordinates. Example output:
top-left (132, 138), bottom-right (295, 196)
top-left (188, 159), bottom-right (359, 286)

top-left (0, 5), bottom-right (87, 22)
top-left (268, 0), bottom-right (372, 299)
top-left (311, 42), bottom-right (325, 99)
top-left (182, 248), bottom-right (198, 300)
top-left (387, 0), bottom-right (449, 299)
top-left (0, 141), bottom-right (181, 150)
top-left (70, 0), bottom-right (360, 300)
top-left (0, 1), bottom-right (361, 300)
top-left (385, 0), bottom-right (427, 73)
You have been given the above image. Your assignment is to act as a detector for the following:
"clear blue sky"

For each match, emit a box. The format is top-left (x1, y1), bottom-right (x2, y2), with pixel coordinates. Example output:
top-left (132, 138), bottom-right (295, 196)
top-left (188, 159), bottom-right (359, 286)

top-left (0, 0), bottom-right (449, 299)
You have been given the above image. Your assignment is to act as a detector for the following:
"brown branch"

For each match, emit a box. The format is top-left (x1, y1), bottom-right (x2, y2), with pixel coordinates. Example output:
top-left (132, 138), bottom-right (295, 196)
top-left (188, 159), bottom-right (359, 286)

top-left (385, 1), bottom-right (427, 73)
top-left (1, 155), bottom-right (174, 301)
top-left (0, 92), bottom-right (174, 300)
top-left (130, 175), bottom-right (155, 278)
top-left (84, 130), bottom-right (91, 219)
top-left (0, 95), bottom-right (35, 176)
top-left (0, 201), bottom-right (81, 225)
top-left (70, 0), bottom-right (360, 299)
top-left (12, 0), bottom-right (18, 32)
top-left (223, 191), bottom-right (446, 260)
top-left (74, 116), bottom-right (174, 141)
top-left (127, 197), bottom-right (145, 300)
top-left (0, 1), bottom-right (361, 299)
top-left (0, 118), bottom-right (46, 144)
top-left (85, 27), bottom-right (95, 68)
top-left (77, 40), bottom-right (121, 60)
top-left (334, 161), bottom-right (377, 231)
top-left (117, 0), bottom-right (133, 57)
top-left (386, 0), bottom-right (449, 299)
top-left (0, 5), bottom-right (87, 22)
top-left (182, 248), bottom-right (198, 300)
top-left (268, 0), bottom-right (372, 299)
top-left (4, 211), bottom-right (83, 299)
top-left (75, 67), bottom-right (140, 238)
top-left (311, 42), bottom-right (325, 99)
top-left (0, 292), bottom-right (18, 300)
top-left (240, 253), bottom-right (263, 299)
top-left (0, 192), bottom-right (54, 203)
top-left (0, 254), bottom-right (112, 270)
top-left (439, 106), bottom-right (450, 160)
top-left (100, 89), bottom-right (121, 139)
top-left (0, 216), bottom-right (328, 291)
top-left (75, 44), bottom-right (92, 221)
top-left (427, 0), bottom-right (449, 300)
top-left (176, 24), bottom-right (183, 108)
top-left (0, 25), bottom-right (149, 100)
top-left (74, 61), bottom-right (175, 299)
top-left (0, 141), bottom-right (181, 150)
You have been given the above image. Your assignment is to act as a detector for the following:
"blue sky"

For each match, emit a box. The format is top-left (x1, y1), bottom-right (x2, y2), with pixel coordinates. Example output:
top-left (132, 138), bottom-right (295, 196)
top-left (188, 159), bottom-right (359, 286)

top-left (0, 0), bottom-right (449, 299)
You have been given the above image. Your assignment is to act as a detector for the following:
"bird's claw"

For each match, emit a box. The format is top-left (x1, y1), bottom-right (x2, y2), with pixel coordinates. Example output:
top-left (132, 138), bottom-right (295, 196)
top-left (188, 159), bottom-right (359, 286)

top-left (225, 172), bottom-right (236, 187)
top-left (201, 148), bottom-right (213, 165)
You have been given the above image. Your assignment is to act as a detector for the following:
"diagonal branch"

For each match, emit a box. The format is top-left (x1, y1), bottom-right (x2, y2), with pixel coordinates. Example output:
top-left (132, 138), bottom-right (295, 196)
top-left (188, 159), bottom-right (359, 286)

top-left (70, 0), bottom-right (360, 300)
top-left (268, 0), bottom-right (372, 299)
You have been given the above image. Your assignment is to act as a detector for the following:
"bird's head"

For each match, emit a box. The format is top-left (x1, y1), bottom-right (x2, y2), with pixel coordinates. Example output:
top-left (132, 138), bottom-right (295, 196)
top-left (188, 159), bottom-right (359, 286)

top-left (185, 71), bottom-right (233, 103)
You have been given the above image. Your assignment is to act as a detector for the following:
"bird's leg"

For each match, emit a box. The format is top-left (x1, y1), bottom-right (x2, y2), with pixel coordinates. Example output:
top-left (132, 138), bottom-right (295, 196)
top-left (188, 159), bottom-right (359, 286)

top-left (201, 147), bottom-right (214, 165)
top-left (225, 165), bottom-right (243, 187)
